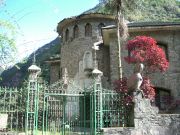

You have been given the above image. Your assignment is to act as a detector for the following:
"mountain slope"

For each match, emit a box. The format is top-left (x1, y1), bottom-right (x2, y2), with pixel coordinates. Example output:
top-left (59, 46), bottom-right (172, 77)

top-left (0, 37), bottom-right (60, 87)
top-left (84, 0), bottom-right (180, 22)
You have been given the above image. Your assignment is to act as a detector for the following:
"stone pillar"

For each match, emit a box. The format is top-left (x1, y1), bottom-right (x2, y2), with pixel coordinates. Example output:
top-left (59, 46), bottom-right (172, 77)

top-left (133, 89), bottom-right (159, 133)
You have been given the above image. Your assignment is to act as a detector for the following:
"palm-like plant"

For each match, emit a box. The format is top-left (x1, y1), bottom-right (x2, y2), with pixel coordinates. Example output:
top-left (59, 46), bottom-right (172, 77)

top-left (102, 0), bottom-right (139, 79)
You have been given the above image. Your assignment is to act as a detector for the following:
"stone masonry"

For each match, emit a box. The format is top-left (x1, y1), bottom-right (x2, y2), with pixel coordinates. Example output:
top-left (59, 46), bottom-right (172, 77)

top-left (58, 14), bottom-right (115, 87)
top-left (102, 91), bottom-right (180, 135)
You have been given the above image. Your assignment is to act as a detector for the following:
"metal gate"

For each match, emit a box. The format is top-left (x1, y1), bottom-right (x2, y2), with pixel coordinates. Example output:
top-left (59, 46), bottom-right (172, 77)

top-left (41, 77), bottom-right (129, 135)
top-left (0, 78), bottom-right (128, 135)
top-left (42, 80), bottom-right (91, 135)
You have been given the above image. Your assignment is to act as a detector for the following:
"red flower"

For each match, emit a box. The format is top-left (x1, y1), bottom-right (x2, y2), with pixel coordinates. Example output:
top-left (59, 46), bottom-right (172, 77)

top-left (113, 77), bottom-right (156, 103)
top-left (124, 36), bottom-right (169, 72)
top-left (113, 77), bottom-right (133, 106)
top-left (140, 77), bottom-right (155, 101)
top-left (114, 77), bottom-right (155, 102)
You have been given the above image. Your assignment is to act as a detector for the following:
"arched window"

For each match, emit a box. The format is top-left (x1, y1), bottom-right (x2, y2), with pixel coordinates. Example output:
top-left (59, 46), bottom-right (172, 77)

top-left (98, 23), bottom-right (105, 36)
top-left (73, 25), bottom-right (79, 38)
top-left (65, 29), bottom-right (69, 41)
top-left (85, 23), bottom-right (92, 37)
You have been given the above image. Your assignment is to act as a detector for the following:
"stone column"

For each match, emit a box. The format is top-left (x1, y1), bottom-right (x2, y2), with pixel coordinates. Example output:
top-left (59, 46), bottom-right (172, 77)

top-left (133, 89), bottom-right (159, 134)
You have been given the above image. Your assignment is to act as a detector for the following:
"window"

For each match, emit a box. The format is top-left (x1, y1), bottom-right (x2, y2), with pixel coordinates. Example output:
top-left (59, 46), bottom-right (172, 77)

top-left (73, 25), bottom-right (79, 38)
top-left (158, 43), bottom-right (169, 60)
top-left (98, 23), bottom-right (105, 36)
top-left (65, 29), bottom-right (69, 41)
top-left (85, 23), bottom-right (92, 37)
top-left (155, 87), bottom-right (171, 111)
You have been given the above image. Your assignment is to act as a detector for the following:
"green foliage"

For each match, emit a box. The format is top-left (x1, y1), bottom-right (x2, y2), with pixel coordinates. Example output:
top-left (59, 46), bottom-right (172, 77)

top-left (0, 20), bottom-right (17, 67)
top-left (91, 0), bottom-right (180, 22)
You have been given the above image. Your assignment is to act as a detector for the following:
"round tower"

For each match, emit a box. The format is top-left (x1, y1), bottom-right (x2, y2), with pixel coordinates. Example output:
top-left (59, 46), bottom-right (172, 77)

top-left (57, 13), bottom-right (115, 87)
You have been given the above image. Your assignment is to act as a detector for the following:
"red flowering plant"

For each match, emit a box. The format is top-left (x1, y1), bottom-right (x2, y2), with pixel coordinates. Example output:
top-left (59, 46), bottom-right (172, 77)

top-left (123, 36), bottom-right (168, 101)
top-left (113, 76), bottom-right (156, 126)
top-left (124, 36), bottom-right (169, 72)
top-left (114, 77), bottom-right (156, 106)
top-left (140, 77), bottom-right (156, 101)
top-left (114, 36), bottom-right (169, 103)
top-left (114, 77), bottom-right (133, 107)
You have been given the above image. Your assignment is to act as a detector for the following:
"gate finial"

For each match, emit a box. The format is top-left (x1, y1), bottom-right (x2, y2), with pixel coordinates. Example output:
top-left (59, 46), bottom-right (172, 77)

top-left (28, 51), bottom-right (41, 80)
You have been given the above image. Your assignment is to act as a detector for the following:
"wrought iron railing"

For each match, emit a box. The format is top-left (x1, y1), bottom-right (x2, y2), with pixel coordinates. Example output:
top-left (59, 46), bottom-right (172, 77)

top-left (0, 87), bottom-right (26, 132)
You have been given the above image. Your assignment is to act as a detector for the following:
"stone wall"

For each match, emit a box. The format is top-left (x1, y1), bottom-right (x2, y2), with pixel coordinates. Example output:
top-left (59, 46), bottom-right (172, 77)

top-left (133, 91), bottom-right (180, 135)
top-left (102, 91), bottom-right (180, 135)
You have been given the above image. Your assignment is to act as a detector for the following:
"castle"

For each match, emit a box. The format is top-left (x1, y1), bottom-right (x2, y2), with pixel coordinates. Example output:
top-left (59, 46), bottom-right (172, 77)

top-left (47, 13), bottom-right (180, 113)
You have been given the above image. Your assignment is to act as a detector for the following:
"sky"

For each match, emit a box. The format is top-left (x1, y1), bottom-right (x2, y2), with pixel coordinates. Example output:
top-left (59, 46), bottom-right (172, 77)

top-left (0, 0), bottom-right (99, 61)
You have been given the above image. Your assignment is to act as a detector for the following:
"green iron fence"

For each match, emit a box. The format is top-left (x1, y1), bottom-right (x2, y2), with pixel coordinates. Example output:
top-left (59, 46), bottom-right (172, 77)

top-left (0, 87), bottom-right (26, 133)
top-left (0, 79), bottom-right (130, 135)
top-left (89, 87), bottom-right (129, 135)
top-left (101, 90), bottom-right (128, 127)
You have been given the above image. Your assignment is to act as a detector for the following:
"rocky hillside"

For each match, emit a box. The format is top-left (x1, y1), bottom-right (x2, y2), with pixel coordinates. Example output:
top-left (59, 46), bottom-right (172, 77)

top-left (84, 0), bottom-right (180, 22)
top-left (0, 37), bottom-right (60, 87)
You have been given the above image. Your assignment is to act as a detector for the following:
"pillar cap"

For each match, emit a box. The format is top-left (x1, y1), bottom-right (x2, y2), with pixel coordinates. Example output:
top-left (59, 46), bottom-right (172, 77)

top-left (28, 64), bottom-right (41, 72)
top-left (92, 68), bottom-right (103, 76)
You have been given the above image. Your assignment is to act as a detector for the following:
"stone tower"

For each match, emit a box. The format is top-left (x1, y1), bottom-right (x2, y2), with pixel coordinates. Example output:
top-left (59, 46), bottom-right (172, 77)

top-left (57, 13), bottom-right (115, 88)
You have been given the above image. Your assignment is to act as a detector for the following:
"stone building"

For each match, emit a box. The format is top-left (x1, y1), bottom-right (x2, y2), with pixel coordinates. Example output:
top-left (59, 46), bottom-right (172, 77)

top-left (102, 22), bottom-right (180, 112)
top-left (57, 13), bottom-right (115, 88)
top-left (55, 13), bottom-right (180, 112)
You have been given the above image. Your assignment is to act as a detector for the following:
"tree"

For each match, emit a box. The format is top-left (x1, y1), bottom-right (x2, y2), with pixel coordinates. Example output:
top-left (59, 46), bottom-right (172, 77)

top-left (124, 36), bottom-right (169, 72)
top-left (103, 0), bottom-right (140, 79)
top-left (0, 20), bottom-right (16, 68)
top-left (113, 36), bottom-right (168, 126)
top-left (114, 36), bottom-right (169, 103)
top-left (124, 36), bottom-right (169, 99)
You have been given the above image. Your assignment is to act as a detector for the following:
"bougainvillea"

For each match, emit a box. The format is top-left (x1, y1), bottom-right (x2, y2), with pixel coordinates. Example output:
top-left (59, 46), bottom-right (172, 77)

top-left (140, 77), bottom-right (155, 101)
top-left (114, 77), bottom-right (128, 93)
top-left (114, 77), bottom-right (133, 106)
top-left (124, 36), bottom-right (169, 72)
top-left (114, 77), bottom-right (156, 106)
top-left (113, 36), bottom-right (169, 105)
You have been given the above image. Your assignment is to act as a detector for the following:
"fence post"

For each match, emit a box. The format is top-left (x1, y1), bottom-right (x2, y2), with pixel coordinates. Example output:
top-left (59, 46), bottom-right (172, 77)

top-left (92, 69), bottom-right (103, 135)
top-left (25, 64), bottom-right (41, 135)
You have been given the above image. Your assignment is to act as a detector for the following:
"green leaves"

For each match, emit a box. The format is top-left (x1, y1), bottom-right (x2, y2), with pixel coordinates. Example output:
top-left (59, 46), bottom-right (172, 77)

top-left (0, 20), bottom-right (17, 67)
top-left (96, 0), bottom-right (180, 21)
